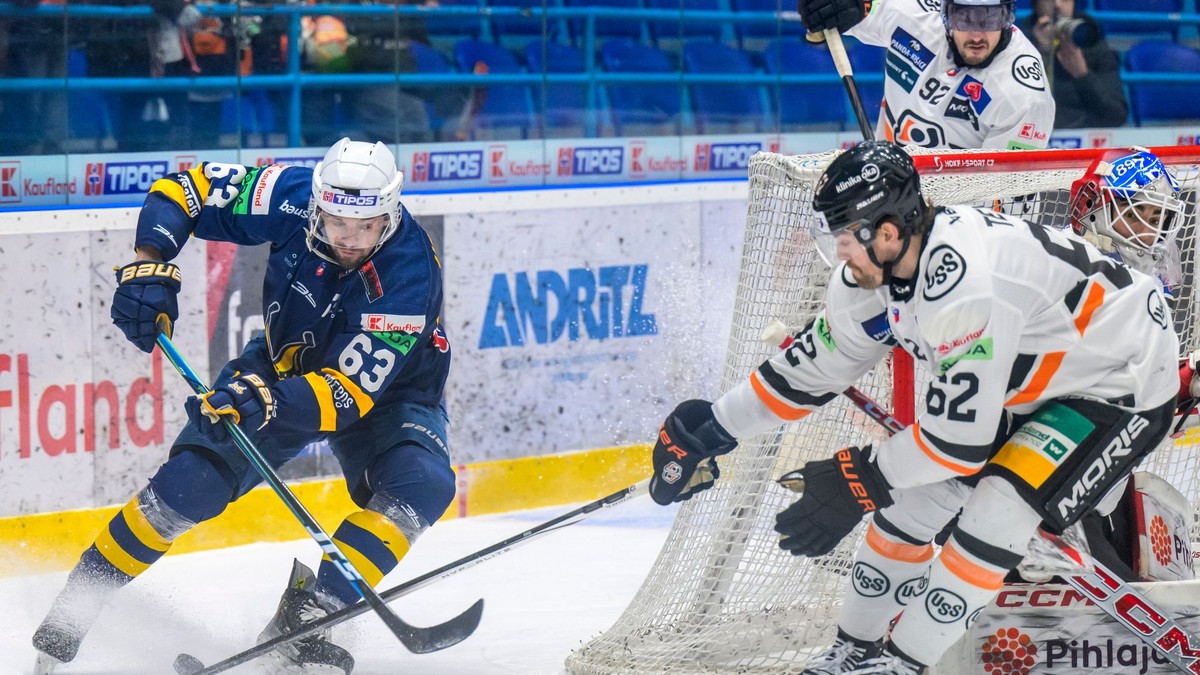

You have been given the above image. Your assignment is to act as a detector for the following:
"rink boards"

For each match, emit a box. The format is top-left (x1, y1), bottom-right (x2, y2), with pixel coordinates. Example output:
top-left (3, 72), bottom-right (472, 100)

top-left (0, 181), bottom-right (744, 575)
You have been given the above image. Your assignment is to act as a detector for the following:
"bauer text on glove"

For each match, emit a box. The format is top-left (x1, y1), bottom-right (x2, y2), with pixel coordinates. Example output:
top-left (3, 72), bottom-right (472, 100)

top-left (774, 445), bottom-right (893, 557)
top-left (184, 372), bottom-right (277, 442)
top-left (111, 260), bottom-right (181, 353)
top-left (649, 399), bottom-right (738, 505)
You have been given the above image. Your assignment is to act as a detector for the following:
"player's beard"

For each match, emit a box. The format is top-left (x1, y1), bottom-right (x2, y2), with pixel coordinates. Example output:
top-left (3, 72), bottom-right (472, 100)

top-left (847, 260), bottom-right (884, 289)
top-left (953, 32), bottom-right (998, 66)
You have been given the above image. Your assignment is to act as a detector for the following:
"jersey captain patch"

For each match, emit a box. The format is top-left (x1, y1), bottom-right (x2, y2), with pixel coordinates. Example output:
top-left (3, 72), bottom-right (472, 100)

top-left (922, 245), bottom-right (967, 301)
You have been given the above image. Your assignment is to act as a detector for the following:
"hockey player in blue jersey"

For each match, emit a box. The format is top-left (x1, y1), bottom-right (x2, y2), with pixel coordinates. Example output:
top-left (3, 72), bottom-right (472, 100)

top-left (32, 139), bottom-right (454, 674)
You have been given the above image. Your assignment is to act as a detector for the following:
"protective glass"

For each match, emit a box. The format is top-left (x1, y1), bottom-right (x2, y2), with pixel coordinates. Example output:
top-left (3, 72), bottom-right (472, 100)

top-left (811, 212), bottom-right (876, 267)
top-left (945, 3), bottom-right (1013, 32)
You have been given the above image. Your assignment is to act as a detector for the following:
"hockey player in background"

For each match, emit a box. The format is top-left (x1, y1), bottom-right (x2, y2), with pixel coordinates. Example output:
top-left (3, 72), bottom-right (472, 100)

top-left (646, 141), bottom-right (1184, 674)
top-left (1069, 147), bottom-right (1191, 300)
top-left (797, 0), bottom-right (1056, 150)
top-left (32, 139), bottom-right (454, 674)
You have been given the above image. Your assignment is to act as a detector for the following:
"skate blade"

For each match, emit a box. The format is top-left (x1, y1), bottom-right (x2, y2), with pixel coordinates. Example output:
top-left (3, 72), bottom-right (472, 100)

top-left (34, 651), bottom-right (62, 675)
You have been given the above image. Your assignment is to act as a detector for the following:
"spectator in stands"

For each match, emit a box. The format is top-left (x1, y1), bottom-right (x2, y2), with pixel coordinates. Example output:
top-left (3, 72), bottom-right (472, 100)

top-left (1025, 0), bottom-right (1128, 129)
top-left (301, 0), bottom-right (466, 145)
top-left (81, 0), bottom-right (201, 151)
top-left (0, 0), bottom-right (67, 155)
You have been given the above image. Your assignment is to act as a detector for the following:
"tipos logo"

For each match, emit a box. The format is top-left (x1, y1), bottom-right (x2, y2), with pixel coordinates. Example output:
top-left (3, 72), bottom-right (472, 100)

top-left (981, 628), bottom-right (1037, 675)
top-left (1150, 515), bottom-right (1172, 566)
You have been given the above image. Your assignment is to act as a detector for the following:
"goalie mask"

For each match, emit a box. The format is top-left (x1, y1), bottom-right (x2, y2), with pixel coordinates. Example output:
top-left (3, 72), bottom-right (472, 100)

top-left (1069, 149), bottom-right (1184, 273)
top-left (307, 138), bottom-right (404, 268)
top-left (811, 141), bottom-right (927, 271)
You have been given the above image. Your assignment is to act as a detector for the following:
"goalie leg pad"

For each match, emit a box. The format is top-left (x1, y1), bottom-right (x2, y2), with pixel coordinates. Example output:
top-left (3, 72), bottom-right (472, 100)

top-left (981, 397), bottom-right (1173, 533)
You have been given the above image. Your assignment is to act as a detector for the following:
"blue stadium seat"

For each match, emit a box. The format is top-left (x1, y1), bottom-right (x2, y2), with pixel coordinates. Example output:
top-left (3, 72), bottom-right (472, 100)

top-left (424, 0), bottom-right (486, 42)
top-left (565, 0), bottom-right (645, 45)
top-left (846, 39), bottom-right (885, 127)
top-left (1125, 41), bottom-right (1200, 125)
top-left (491, 0), bottom-right (568, 43)
top-left (599, 39), bottom-right (682, 133)
top-left (453, 39), bottom-right (533, 138)
top-left (66, 48), bottom-right (114, 150)
top-left (683, 40), bottom-right (765, 132)
top-left (645, 0), bottom-right (724, 44)
top-left (763, 38), bottom-right (845, 129)
top-left (410, 42), bottom-right (459, 136)
top-left (731, 0), bottom-right (804, 44)
top-left (1093, 0), bottom-right (1181, 41)
top-left (524, 41), bottom-right (589, 134)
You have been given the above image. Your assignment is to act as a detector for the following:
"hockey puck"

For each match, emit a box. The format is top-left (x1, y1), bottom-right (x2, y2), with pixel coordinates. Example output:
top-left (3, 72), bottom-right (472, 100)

top-left (172, 653), bottom-right (205, 675)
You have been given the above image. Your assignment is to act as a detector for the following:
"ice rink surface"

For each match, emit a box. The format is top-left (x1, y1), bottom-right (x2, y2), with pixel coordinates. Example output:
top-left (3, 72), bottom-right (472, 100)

top-left (0, 495), bottom-right (677, 674)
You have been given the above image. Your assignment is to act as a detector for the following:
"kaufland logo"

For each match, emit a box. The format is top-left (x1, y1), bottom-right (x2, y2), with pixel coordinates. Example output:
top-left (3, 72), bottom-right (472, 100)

top-left (556, 146), bottom-right (624, 176)
top-left (981, 628), bottom-right (1037, 675)
top-left (0, 161), bottom-right (20, 203)
top-left (255, 156), bottom-right (320, 169)
top-left (84, 161), bottom-right (169, 196)
top-left (409, 151), bottom-right (483, 182)
top-left (693, 142), bottom-right (762, 172)
top-left (489, 145), bottom-right (507, 183)
top-left (629, 142), bottom-right (687, 178)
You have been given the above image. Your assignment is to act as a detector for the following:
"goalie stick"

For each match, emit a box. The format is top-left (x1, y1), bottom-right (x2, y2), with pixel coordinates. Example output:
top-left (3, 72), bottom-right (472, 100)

top-left (173, 479), bottom-right (652, 674)
top-left (155, 330), bottom-right (483, 657)
top-left (764, 320), bottom-right (1200, 674)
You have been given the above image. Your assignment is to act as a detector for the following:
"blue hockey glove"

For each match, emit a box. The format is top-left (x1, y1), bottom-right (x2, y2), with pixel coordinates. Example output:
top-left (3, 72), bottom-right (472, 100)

top-left (774, 445), bottom-right (893, 557)
top-left (184, 372), bottom-right (277, 443)
top-left (111, 260), bottom-right (181, 353)
top-left (649, 400), bottom-right (738, 505)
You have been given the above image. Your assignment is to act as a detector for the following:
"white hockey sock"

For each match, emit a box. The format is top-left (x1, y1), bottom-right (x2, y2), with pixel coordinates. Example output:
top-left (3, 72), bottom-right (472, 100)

top-left (836, 521), bottom-right (935, 642)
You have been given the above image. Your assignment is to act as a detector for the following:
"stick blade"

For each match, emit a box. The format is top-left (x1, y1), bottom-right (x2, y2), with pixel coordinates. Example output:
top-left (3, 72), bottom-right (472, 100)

top-left (401, 598), bottom-right (486, 654)
top-left (173, 653), bottom-right (206, 675)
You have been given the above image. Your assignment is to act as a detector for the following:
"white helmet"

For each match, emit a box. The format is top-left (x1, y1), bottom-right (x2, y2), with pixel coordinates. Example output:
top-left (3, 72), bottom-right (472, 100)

top-left (1069, 149), bottom-right (1184, 272)
top-left (307, 138), bottom-right (404, 266)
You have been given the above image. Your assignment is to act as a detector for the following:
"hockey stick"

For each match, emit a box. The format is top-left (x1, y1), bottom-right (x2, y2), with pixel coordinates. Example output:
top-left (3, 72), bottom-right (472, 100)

top-left (154, 331), bottom-right (484, 657)
top-left (766, 346), bottom-right (1200, 674)
top-left (173, 479), bottom-right (651, 674)
top-left (809, 28), bottom-right (875, 141)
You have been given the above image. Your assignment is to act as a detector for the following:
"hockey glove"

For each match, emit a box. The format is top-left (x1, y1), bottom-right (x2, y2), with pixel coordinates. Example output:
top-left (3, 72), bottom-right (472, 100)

top-left (797, 0), bottom-right (871, 36)
top-left (111, 261), bottom-right (182, 353)
top-left (649, 399), bottom-right (738, 506)
top-left (184, 372), bottom-right (277, 443)
top-left (774, 445), bottom-right (893, 557)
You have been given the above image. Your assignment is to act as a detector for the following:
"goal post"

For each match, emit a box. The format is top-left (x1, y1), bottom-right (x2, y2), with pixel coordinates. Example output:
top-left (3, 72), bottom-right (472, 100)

top-left (565, 145), bottom-right (1200, 675)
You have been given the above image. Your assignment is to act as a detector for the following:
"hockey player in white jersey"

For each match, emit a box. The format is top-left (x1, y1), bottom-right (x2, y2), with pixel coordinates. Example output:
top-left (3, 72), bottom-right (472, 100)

top-left (797, 0), bottom-right (1056, 149)
top-left (646, 141), bottom-right (1180, 674)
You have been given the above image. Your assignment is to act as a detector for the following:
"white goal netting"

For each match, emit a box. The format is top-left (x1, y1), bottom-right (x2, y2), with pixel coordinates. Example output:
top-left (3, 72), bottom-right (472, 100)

top-left (566, 146), bottom-right (1200, 675)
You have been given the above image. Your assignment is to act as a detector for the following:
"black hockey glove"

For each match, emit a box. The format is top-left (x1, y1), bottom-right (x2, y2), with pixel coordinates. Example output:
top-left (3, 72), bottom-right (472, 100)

top-left (184, 372), bottom-right (277, 443)
top-left (649, 400), bottom-right (738, 506)
top-left (797, 0), bottom-right (871, 36)
top-left (774, 445), bottom-right (893, 557)
top-left (111, 260), bottom-right (181, 353)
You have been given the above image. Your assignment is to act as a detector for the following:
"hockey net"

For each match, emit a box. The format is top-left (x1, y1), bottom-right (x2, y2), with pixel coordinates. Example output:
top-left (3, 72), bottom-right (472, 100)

top-left (566, 145), bottom-right (1200, 675)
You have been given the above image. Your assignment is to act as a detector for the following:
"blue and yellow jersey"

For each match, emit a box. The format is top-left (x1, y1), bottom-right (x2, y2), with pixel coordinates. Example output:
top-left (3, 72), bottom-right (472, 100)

top-left (134, 161), bottom-right (450, 434)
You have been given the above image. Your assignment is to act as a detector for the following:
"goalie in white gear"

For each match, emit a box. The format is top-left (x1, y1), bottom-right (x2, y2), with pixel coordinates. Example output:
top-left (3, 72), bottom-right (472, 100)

top-left (646, 141), bottom-right (1181, 674)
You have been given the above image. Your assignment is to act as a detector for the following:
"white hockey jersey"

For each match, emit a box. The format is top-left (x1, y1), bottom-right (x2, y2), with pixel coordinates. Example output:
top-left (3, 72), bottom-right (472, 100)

top-left (847, 0), bottom-right (1056, 150)
top-left (713, 207), bottom-right (1178, 490)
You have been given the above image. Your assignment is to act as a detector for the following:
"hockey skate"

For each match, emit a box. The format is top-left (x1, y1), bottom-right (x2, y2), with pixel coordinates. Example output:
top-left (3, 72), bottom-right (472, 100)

top-left (801, 629), bottom-right (882, 674)
top-left (32, 568), bottom-right (121, 671)
top-left (257, 559), bottom-right (355, 675)
top-left (845, 641), bottom-right (924, 675)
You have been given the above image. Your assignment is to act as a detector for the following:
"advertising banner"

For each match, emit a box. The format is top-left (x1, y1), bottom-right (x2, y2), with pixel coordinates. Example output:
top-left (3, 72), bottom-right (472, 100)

top-left (0, 212), bottom-right (206, 515)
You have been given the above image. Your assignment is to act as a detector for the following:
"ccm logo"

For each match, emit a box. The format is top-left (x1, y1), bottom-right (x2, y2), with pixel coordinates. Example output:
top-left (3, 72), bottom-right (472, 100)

top-left (837, 448), bottom-right (876, 512)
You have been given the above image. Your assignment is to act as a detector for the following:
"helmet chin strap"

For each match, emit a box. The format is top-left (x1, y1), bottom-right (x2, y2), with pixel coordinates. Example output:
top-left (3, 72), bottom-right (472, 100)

top-left (866, 229), bottom-right (914, 289)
